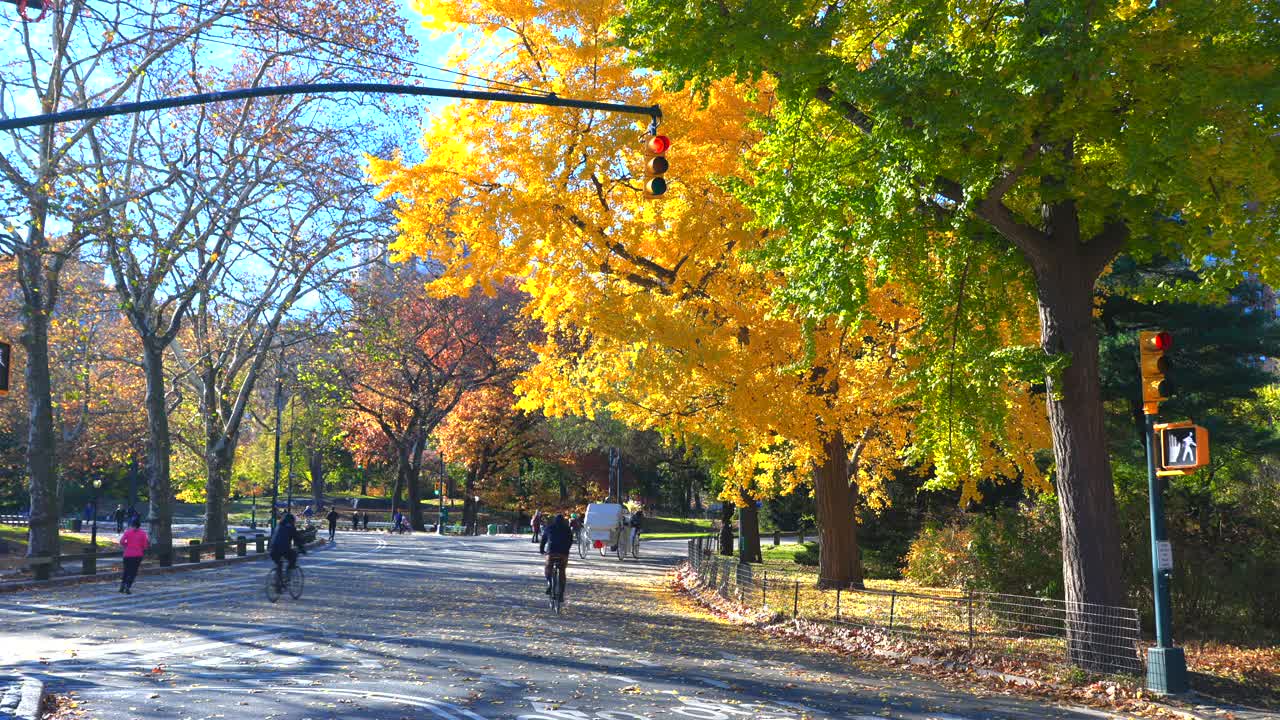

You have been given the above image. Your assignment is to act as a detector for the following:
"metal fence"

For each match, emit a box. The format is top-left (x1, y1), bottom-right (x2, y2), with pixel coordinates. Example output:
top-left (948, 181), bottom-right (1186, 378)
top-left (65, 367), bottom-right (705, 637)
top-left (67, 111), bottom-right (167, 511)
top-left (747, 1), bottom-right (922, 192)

top-left (686, 537), bottom-right (1143, 675)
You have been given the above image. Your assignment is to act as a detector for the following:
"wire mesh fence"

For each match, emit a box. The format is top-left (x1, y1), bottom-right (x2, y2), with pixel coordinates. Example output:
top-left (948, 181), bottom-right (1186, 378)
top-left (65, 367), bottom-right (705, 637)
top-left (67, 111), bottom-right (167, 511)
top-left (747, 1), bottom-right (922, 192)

top-left (685, 537), bottom-right (1144, 675)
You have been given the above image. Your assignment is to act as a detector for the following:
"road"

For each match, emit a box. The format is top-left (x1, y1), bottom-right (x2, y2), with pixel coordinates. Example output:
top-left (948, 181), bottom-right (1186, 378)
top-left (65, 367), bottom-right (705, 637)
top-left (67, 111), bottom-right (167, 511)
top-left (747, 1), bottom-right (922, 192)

top-left (1, 532), bottom-right (1120, 720)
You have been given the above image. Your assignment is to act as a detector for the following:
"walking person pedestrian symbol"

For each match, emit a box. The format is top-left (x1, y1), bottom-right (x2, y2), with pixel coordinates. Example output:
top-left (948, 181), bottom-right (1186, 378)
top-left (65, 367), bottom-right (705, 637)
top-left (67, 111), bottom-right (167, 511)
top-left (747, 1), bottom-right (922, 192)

top-left (1156, 422), bottom-right (1209, 474)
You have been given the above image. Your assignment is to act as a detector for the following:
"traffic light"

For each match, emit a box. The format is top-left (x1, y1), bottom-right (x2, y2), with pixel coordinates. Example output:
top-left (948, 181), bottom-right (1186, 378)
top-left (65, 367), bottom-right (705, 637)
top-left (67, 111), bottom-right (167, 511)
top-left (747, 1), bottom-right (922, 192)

top-left (0, 340), bottom-right (10, 397)
top-left (1139, 330), bottom-right (1172, 414)
top-left (643, 134), bottom-right (670, 198)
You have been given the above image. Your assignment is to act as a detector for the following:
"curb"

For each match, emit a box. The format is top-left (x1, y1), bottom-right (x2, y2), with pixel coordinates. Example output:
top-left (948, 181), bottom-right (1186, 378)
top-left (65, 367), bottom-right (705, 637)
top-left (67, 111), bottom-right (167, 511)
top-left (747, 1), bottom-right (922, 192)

top-left (0, 539), bottom-right (328, 594)
top-left (0, 675), bottom-right (45, 720)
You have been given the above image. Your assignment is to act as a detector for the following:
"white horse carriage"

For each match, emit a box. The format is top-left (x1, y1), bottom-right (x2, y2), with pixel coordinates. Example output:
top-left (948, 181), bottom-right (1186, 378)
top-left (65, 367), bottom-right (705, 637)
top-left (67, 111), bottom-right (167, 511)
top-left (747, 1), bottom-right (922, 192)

top-left (581, 502), bottom-right (638, 560)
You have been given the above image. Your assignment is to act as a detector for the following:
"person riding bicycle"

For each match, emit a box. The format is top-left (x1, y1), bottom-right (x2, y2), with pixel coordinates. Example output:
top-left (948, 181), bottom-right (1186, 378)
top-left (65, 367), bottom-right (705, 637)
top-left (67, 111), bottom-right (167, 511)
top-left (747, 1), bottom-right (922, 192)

top-left (269, 513), bottom-right (307, 591)
top-left (539, 514), bottom-right (573, 601)
top-left (568, 513), bottom-right (583, 544)
top-left (628, 507), bottom-right (645, 548)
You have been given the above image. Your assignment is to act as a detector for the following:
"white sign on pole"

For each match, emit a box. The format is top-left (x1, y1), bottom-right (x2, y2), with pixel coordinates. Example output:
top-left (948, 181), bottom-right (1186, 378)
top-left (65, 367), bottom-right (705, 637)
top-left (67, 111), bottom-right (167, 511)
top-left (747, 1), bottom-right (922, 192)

top-left (1157, 541), bottom-right (1173, 570)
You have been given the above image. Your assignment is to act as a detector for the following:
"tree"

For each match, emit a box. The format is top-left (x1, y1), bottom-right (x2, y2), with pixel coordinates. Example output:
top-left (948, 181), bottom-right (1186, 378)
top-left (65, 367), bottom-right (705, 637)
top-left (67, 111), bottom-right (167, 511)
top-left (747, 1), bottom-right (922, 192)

top-left (615, 0), bottom-right (1280, 661)
top-left (325, 262), bottom-right (527, 530)
top-left (371, 0), bottom-right (1047, 585)
top-left (434, 385), bottom-right (546, 533)
top-left (0, 0), bottom-right (240, 564)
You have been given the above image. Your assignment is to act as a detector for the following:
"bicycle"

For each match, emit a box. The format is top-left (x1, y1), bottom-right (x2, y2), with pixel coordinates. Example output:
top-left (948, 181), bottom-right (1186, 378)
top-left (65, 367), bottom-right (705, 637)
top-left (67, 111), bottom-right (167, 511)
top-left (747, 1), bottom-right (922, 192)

top-left (576, 529), bottom-right (587, 559)
top-left (630, 528), bottom-right (641, 559)
top-left (265, 563), bottom-right (305, 603)
top-left (548, 563), bottom-right (565, 615)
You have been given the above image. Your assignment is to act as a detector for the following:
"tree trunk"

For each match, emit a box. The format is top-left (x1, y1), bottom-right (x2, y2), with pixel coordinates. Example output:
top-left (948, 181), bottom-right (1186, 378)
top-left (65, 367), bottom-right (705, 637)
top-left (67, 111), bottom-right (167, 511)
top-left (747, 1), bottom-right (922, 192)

top-left (1034, 258), bottom-right (1127, 670)
top-left (718, 502), bottom-right (735, 556)
top-left (309, 450), bottom-right (325, 509)
top-left (21, 296), bottom-right (61, 565)
top-left (406, 433), bottom-right (426, 531)
top-left (462, 465), bottom-right (478, 534)
top-left (812, 430), bottom-right (863, 589)
top-left (739, 501), bottom-right (763, 563)
top-left (142, 344), bottom-right (174, 560)
top-left (202, 441), bottom-right (232, 543)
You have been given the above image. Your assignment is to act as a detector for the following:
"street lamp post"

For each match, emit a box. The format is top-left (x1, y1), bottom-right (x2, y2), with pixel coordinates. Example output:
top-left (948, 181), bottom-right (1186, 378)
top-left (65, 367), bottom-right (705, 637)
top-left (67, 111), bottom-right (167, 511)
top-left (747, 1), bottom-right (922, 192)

top-left (250, 491), bottom-right (257, 529)
top-left (271, 374), bottom-right (283, 533)
top-left (90, 477), bottom-right (102, 550)
top-left (438, 454), bottom-right (445, 534)
top-left (474, 495), bottom-right (481, 536)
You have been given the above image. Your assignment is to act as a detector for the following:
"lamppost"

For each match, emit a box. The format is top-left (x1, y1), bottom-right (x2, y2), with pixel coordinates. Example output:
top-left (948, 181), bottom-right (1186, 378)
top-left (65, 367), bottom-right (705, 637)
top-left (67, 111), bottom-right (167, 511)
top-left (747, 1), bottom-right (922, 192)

top-left (250, 490), bottom-right (258, 529)
top-left (437, 453), bottom-right (446, 534)
top-left (271, 370), bottom-right (284, 533)
top-left (474, 495), bottom-right (481, 536)
top-left (90, 476), bottom-right (102, 550)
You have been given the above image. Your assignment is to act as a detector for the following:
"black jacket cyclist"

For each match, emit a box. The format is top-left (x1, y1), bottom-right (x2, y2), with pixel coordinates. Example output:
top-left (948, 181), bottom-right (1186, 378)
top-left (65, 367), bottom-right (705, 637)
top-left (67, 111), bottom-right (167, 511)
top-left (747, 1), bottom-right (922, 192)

top-left (539, 514), bottom-right (573, 600)
top-left (269, 513), bottom-right (307, 574)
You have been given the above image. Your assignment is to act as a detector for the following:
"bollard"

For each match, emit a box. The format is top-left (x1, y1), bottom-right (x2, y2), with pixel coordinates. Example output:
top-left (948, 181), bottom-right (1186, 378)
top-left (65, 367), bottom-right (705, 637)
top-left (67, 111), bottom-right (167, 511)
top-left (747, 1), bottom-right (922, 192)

top-left (158, 545), bottom-right (173, 567)
top-left (81, 547), bottom-right (96, 576)
top-left (215, 538), bottom-right (226, 560)
top-left (236, 536), bottom-right (247, 557)
top-left (188, 539), bottom-right (200, 564)
top-left (773, 530), bottom-right (781, 547)
top-left (793, 580), bottom-right (800, 619)
top-left (32, 559), bottom-right (51, 581)
top-left (255, 534), bottom-right (265, 553)
top-left (889, 590), bottom-right (897, 630)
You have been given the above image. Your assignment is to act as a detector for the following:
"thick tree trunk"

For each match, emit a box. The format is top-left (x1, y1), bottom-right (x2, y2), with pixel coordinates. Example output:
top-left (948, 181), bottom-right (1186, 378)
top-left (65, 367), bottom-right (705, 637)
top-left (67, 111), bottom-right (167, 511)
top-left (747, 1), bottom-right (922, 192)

top-left (406, 433), bottom-right (426, 531)
top-left (739, 501), bottom-right (763, 563)
top-left (202, 442), bottom-right (232, 543)
top-left (718, 502), bottom-right (735, 556)
top-left (309, 450), bottom-right (325, 509)
top-left (1034, 258), bottom-right (1127, 671)
top-left (21, 299), bottom-right (61, 564)
top-left (812, 430), bottom-right (863, 589)
top-left (142, 344), bottom-right (174, 560)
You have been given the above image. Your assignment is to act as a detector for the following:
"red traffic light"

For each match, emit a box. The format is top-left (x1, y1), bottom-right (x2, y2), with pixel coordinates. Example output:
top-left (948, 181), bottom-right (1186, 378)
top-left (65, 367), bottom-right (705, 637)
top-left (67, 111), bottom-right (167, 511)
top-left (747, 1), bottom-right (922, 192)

top-left (647, 135), bottom-right (671, 154)
top-left (1152, 331), bottom-right (1172, 351)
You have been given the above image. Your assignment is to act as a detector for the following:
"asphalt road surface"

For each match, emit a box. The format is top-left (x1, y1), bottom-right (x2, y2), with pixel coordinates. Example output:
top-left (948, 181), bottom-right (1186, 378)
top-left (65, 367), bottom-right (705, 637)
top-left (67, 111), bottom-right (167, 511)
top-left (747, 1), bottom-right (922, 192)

top-left (1, 532), bottom-right (1121, 720)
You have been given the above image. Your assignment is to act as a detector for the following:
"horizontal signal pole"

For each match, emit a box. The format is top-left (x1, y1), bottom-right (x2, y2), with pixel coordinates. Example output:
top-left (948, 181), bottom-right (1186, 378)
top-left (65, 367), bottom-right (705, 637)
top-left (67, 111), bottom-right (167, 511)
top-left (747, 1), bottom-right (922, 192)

top-left (0, 82), bottom-right (662, 131)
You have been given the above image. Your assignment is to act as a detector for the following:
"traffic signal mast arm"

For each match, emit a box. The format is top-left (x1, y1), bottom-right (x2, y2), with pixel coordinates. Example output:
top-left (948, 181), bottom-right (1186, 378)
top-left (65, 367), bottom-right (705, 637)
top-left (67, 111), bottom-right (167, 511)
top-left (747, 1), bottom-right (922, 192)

top-left (0, 82), bottom-right (662, 132)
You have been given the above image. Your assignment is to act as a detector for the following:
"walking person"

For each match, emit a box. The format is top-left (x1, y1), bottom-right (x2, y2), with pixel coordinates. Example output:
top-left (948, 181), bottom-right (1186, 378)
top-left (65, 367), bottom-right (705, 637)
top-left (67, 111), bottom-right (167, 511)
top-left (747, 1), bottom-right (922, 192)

top-left (119, 517), bottom-right (149, 594)
top-left (352, 512), bottom-right (360, 531)
top-left (113, 505), bottom-right (125, 533)
top-left (361, 512), bottom-right (369, 531)
top-left (531, 509), bottom-right (543, 544)
top-left (326, 507), bottom-right (339, 542)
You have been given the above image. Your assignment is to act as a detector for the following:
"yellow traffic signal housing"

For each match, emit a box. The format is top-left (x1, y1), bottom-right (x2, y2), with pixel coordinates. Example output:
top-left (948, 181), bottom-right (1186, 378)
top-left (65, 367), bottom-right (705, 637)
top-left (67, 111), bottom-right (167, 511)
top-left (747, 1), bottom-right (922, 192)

top-left (1153, 421), bottom-right (1210, 476)
top-left (642, 134), bottom-right (670, 198)
top-left (1138, 330), bottom-right (1172, 415)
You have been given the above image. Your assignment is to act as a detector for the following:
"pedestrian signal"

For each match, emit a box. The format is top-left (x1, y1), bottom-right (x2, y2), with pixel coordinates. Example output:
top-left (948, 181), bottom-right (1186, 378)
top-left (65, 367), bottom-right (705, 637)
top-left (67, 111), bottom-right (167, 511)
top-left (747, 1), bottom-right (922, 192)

top-left (643, 134), bottom-right (670, 198)
top-left (1154, 421), bottom-right (1209, 476)
top-left (1139, 330), bottom-right (1172, 414)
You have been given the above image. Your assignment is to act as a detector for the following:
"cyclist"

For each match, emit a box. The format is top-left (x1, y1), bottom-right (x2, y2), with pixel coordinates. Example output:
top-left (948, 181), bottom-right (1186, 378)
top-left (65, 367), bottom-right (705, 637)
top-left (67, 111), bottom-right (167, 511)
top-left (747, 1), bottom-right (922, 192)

top-left (628, 507), bottom-right (645, 549)
top-left (568, 513), bottom-right (583, 546)
top-left (269, 513), bottom-right (307, 591)
top-left (539, 513), bottom-right (573, 602)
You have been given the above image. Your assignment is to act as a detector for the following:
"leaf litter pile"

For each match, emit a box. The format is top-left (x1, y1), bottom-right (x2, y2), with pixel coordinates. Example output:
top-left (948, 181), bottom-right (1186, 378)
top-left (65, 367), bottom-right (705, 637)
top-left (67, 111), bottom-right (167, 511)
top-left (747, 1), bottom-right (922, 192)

top-left (671, 564), bottom-right (1252, 720)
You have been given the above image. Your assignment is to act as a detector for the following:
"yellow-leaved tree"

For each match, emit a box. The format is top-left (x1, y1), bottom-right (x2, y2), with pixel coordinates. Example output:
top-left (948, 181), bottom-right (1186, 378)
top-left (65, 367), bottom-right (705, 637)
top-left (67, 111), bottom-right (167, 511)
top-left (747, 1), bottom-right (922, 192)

top-left (370, 0), bottom-right (1049, 586)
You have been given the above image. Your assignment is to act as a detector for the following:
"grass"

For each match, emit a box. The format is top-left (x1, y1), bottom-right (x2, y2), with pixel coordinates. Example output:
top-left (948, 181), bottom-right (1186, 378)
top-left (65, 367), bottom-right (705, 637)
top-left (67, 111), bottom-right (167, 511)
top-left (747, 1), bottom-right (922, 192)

top-left (0, 523), bottom-right (120, 575)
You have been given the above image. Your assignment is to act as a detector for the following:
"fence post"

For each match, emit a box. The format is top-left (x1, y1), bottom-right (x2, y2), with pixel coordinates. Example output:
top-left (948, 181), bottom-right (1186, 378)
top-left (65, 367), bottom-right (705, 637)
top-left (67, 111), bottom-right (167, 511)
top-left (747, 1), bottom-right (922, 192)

top-left (236, 536), bottom-right (247, 557)
top-left (773, 530), bottom-right (780, 547)
top-left (793, 580), bottom-right (800, 619)
top-left (255, 534), bottom-right (265, 553)
top-left (158, 544), bottom-right (173, 567)
top-left (836, 587), bottom-right (841, 621)
top-left (81, 547), bottom-right (96, 576)
top-left (889, 590), bottom-right (897, 630)
top-left (967, 592), bottom-right (975, 651)
top-left (215, 537), bottom-right (226, 560)
top-left (762, 571), bottom-right (768, 607)
top-left (187, 539), bottom-right (200, 564)
top-left (798, 529), bottom-right (805, 545)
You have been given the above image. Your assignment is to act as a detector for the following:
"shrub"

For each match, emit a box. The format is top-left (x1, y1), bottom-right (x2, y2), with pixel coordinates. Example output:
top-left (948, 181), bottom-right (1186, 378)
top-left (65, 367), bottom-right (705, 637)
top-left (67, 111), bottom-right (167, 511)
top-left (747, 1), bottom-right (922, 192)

top-left (793, 541), bottom-right (820, 566)
top-left (903, 498), bottom-right (1063, 597)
